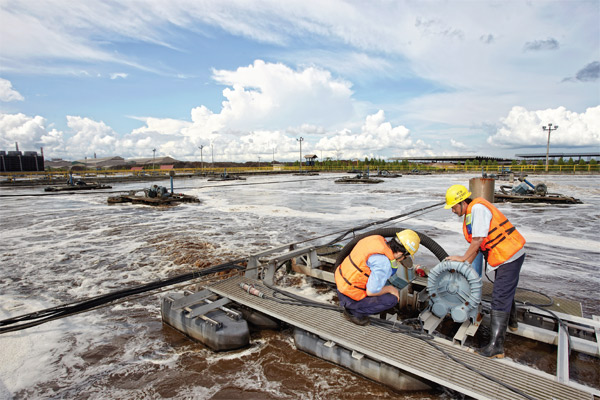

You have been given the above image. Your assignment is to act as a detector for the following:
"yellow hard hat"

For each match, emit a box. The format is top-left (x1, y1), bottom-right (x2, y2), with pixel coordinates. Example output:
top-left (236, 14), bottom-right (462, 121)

top-left (396, 229), bottom-right (420, 256)
top-left (444, 184), bottom-right (471, 209)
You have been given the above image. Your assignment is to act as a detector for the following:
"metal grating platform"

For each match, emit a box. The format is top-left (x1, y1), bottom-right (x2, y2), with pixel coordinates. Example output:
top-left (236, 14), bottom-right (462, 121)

top-left (484, 282), bottom-right (583, 317)
top-left (207, 275), bottom-right (593, 400)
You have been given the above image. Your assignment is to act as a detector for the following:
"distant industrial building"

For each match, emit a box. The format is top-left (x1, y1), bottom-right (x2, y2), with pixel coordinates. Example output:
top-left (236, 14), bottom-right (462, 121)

top-left (124, 156), bottom-right (180, 166)
top-left (71, 156), bottom-right (125, 168)
top-left (0, 150), bottom-right (45, 172)
top-left (515, 152), bottom-right (598, 162)
top-left (388, 155), bottom-right (512, 164)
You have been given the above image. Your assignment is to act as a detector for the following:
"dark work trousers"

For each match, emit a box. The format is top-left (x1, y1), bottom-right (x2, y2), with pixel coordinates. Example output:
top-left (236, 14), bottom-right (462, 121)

top-left (337, 290), bottom-right (398, 318)
top-left (491, 254), bottom-right (526, 312)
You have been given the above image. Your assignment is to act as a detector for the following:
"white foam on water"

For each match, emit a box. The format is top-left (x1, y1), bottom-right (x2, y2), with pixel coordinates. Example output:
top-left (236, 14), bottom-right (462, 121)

top-left (204, 338), bottom-right (268, 364)
top-left (0, 301), bottom-right (68, 394)
top-left (0, 172), bottom-right (598, 398)
top-left (276, 275), bottom-right (337, 304)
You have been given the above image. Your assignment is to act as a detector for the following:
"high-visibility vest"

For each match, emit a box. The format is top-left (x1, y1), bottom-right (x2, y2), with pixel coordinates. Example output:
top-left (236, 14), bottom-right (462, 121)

top-left (463, 198), bottom-right (526, 267)
top-left (335, 235), bottom-right (395, 301)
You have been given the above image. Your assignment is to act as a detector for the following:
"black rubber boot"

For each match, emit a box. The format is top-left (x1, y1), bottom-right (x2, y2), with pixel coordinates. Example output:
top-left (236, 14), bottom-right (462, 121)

top-left (342, 308), bottom-right (370, 326)
top-left (477, 310), bottom-right (509, 358)
top-left (508, 301), bottom-right (518, 332)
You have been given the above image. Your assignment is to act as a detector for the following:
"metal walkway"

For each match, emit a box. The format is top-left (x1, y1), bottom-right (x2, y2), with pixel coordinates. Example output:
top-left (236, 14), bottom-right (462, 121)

top-left (207, 275), bottom-right (594, 400)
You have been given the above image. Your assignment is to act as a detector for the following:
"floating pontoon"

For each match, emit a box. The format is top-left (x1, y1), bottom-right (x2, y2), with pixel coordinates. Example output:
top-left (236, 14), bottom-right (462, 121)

top-left (45, 181), bottom-right (112, 192)
top-left (161, 228), bottom-right (600, 399)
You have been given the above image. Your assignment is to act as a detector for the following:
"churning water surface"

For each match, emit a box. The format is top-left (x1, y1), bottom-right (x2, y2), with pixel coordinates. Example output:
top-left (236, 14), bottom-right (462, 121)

top-left (1, 173), bottom-right (599, 399)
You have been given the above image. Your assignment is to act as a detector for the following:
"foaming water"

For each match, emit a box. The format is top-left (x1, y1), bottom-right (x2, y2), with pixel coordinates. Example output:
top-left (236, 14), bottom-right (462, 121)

top-left (0, 173), bottom-right (598, 399)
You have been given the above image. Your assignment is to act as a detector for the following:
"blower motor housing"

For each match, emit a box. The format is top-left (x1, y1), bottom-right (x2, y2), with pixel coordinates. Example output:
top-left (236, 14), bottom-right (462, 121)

top-left (426, 260), bottom-right (482, 323)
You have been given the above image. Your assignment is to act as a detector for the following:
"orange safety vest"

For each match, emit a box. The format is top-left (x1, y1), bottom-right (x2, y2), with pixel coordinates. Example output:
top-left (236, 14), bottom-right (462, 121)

top-left (463, 197), bottom-right (526, 267)
top-left (335, 235), bottom-right (395, 301)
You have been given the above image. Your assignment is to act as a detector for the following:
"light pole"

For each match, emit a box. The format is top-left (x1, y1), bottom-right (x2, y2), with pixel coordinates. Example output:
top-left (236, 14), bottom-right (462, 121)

top-left (211, 144), bottom-right (214, 167)
top-left (542, 123), bottom-right (558, 172)
top-left (258, 156), bottom-right (261, 169)
top-left (297, 137), bottom-right (304, 172)
top-left (152, 148), bottom-right (156, 172)
top-left (198, 145), bottom-right (204, 171)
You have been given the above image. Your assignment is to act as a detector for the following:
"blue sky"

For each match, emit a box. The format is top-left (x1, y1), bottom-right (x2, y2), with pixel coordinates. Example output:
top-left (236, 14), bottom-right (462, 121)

top-left (0, 0), bottom-right (599, 162)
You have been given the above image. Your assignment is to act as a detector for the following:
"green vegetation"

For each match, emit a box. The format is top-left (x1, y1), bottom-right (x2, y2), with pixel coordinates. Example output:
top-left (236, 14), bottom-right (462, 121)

top-left (26, 156), bottom-right (600, 177)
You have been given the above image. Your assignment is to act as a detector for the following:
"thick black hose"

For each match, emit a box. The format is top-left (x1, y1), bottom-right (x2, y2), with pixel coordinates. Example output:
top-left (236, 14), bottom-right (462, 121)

top-left (334, 227), bottom-right (449, 267)
top-left (325, 202), bottom-right (445, 246)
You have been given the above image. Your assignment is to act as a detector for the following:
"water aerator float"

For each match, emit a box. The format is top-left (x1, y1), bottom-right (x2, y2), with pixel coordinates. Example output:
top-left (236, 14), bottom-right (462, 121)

top-left (495, 175), bottom-right (582, 204)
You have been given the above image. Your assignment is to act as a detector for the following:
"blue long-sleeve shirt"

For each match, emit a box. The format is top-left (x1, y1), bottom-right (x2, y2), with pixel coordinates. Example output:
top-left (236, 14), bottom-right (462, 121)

top-left (365, 254), bottom-right (394, 294)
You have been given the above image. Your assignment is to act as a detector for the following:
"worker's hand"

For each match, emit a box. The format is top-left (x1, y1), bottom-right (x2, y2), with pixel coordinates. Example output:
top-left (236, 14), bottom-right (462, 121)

top-left (445, 255), bottom-right (465, 262)
top-left (368, 286), bottom-right (400, 301)
top-left (415, 265), bottom-right (426, 277)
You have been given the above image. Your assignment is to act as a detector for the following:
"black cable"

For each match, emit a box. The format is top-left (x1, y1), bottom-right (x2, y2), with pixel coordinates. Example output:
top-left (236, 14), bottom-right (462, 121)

top-left (420, 338), bottom-right (537, 400)
top-left (520, 302), bottom-right (572, 356)
top-left (0, 200), bottom-right (441, 333)
top-left (0, 261), bottom-right (246, 334)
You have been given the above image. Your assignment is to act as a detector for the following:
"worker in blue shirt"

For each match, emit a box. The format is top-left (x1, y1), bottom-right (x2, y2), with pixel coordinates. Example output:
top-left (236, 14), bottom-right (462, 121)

top-left (335, 230), bottom-right (421, 326)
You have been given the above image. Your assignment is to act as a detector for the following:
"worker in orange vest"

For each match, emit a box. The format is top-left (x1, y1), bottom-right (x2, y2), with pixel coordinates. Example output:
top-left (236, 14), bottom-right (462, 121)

top-left (444, 184), bottom-right (526, 358)
top-left (335, 230), bottom-right (420, 326)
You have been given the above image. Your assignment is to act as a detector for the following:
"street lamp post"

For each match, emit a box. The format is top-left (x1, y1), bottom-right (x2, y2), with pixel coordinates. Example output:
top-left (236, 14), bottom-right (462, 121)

top-left (297, 137), bottom-right (304, 172)
top-left (258, 156), bottom-right (261, 169)
top-left (542, 123), bottom-right (558, 172)
top-left (152, 148), bottom-right (156, 172)
top-left (211, 144), bottom-right (214, 167)
top-left (198, 145), bottom-right (204, 172)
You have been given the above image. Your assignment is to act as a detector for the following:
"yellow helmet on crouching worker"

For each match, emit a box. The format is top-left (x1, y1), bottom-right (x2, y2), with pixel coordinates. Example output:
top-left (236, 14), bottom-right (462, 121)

top-left (395, 229), bottom-right (420, 256)
top-left (444, 184), bottom-right (471, 209)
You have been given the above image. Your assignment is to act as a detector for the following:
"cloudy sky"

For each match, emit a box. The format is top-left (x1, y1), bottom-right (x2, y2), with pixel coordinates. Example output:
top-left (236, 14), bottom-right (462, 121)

top-left (0, 0), bottom-right (599, 162)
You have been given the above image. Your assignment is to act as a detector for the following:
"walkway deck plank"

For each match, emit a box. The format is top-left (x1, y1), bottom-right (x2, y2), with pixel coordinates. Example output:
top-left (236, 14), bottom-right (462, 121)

top-left (208, 275), bottom-right (592, 400)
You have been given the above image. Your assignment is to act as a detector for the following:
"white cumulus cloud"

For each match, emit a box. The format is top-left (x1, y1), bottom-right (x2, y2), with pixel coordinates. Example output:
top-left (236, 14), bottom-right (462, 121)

top-left (0, 113), bottom-right (63, 153)
top-left (65, 116), bottom-right (118, 157)
top-left (314, 110), bottom-right (425, 159)
top-left (450, 139), bottom-right (467, 149)
top-left (131, 117), bottom-right (191, 136)
top-left (0, 78), bottom-right (24, 102)
top-left (487, 106), bottom-right (600, 148)
top-left (210, 60), bottom-right (355, 131)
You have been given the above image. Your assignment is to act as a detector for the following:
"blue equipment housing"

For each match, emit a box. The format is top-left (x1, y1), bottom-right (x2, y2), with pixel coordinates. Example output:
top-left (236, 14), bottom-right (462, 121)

top-left (511, 182), bottom-right (530, 195)
top-left (427, 260), bottom-right (482, 323)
